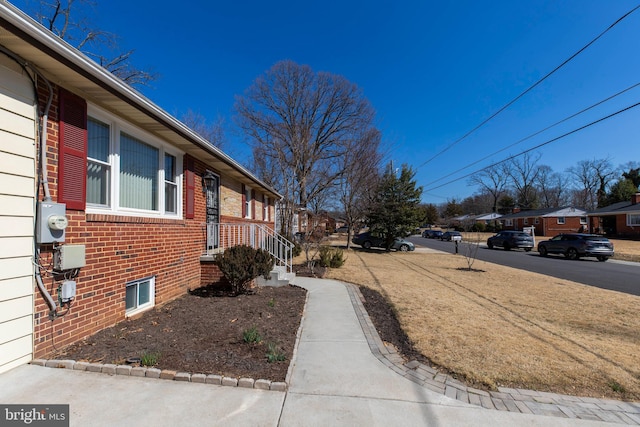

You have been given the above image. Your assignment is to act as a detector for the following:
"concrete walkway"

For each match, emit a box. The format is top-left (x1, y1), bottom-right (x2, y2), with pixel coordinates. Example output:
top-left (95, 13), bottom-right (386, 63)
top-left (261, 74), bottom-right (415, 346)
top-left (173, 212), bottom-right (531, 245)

top-left (0, 277), bottom-right (637, 426)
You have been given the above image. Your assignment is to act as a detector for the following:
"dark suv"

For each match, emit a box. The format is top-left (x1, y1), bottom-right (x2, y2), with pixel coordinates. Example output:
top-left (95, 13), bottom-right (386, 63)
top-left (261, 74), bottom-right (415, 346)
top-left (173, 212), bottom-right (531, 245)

top-left (487, 231), bottom-right (534, 251)
top-left (537, 233), bottom-right (614, 262)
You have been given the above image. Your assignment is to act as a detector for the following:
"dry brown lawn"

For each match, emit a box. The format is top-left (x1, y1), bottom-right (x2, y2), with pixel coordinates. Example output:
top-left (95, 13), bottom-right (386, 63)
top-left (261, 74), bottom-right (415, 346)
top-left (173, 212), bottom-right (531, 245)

top-left (322, 239), bottom-right (640, 401)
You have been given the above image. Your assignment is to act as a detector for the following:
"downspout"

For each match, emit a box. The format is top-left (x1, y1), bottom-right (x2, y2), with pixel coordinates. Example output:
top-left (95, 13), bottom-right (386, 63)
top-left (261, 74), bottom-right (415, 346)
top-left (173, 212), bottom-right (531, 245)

top-left (0, 46), bottom-right (57, 313)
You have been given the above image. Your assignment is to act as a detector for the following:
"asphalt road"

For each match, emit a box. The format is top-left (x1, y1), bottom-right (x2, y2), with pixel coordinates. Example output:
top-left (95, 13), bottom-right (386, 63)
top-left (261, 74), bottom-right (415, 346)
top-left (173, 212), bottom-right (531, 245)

top-left (408, 235), bottom-right (640, 296)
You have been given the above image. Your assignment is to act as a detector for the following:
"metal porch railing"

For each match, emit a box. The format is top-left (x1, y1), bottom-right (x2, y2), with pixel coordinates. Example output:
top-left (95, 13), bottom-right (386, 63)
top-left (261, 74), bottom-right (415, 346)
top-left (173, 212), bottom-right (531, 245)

top-left (205, 223), bottom-right (294, 273)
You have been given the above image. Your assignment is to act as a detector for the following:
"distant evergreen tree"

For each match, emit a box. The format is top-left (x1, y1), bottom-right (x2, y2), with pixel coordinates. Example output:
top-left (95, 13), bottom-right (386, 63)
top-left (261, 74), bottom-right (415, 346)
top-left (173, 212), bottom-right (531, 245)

top-left (366, 164), bottom-right (423, 251)
top-left (602, 178), bottom-right (638, 207)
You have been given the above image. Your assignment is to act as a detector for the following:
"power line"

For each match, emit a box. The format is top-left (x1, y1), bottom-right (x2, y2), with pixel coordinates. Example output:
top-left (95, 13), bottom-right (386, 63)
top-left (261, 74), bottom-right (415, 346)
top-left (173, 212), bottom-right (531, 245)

top-left (423, 100), bottom-right (640, 193)
top-left (422, 81), bottom-right (640, 188)
top-left (416, 4), bottom-right (640, 170)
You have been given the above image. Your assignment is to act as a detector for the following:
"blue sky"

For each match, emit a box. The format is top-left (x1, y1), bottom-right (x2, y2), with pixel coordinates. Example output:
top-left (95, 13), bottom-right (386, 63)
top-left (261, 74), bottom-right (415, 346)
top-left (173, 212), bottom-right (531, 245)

top-left (13, 0), bottom-right (640, 205)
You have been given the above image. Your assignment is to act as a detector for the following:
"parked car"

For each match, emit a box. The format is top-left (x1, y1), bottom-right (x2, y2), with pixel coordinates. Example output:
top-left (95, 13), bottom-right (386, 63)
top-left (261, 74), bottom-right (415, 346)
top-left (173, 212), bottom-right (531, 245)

top-left (440, 231), bottom-right (462, 241)
top-left (537, 233), bottom-right (614, 262)
top-left (487, 231), bottom-right (534, 251)
top-left (352, 232), bottom-right (415, 252)
top-left (422, 229), bottom-right (443, 239)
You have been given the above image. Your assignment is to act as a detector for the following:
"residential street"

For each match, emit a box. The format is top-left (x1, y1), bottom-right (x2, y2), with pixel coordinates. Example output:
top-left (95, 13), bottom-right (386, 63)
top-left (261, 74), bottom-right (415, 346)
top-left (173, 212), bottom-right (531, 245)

top-left (409, 236), bottom-right (640, 296)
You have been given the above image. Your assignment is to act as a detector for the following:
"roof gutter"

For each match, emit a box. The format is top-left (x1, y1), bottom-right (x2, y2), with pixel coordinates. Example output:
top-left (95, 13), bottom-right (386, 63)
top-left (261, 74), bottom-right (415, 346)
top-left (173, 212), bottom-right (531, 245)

top-left (0, 1), bottom-right (281, 199)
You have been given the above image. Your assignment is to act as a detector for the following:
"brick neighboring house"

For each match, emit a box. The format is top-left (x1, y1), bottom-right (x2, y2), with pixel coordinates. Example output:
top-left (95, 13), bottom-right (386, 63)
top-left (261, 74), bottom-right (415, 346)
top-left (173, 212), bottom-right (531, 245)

top-left (588, 193), bottom-right (640, 237)
top-left (499, 207), bottom-right (588, 237)
top-left (0, 4), bottom-right (290, 374)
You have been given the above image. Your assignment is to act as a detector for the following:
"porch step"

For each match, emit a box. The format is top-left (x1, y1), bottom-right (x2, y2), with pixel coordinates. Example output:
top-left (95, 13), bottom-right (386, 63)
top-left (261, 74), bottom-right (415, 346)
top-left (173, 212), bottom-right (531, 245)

top-left (256, 265), bottom-right (296, 287)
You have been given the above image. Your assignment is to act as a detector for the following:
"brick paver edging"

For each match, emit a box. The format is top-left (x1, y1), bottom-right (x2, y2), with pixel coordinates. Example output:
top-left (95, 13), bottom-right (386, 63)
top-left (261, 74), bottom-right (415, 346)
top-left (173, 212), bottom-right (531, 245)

top-left (29, 359), bottom-right (287, 392)
top-left (344, 282), bottom-right (640, 425)
top-left (28, 290), bottom-right (313, 393)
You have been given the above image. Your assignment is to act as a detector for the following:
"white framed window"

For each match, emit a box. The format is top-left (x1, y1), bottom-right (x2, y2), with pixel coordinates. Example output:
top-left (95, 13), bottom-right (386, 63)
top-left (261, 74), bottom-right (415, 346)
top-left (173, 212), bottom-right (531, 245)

top-left (505, 219), bottom-right (513, 226)
top-left (534, 218), bottom-right (540, 225)
top-left (627, 214), bottom-right (640, 226)
top-left (523, 218), bottom-right (529, 225)
top-left (87, 118), bottom-right (112, 206)
top-left (86, 105), bottom-right (182, 218)
top-left (164, 153), bottom-right (177, 214)
top-left (263, 195), bottom-right (269, 221)
top-left (580, 216), bottom-right (588, 225)
top-left (245, 186), bottom-right (252, 219)
top-left (557, 217), bottom-right (566, 225)
top-left (125, 276), bottom-right (155, 316)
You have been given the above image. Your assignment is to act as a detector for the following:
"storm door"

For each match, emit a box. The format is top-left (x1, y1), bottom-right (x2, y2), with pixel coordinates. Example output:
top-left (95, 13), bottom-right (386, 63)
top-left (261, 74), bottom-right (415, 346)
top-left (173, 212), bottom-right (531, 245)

top-left (205, 173), bottom-right (220, 250)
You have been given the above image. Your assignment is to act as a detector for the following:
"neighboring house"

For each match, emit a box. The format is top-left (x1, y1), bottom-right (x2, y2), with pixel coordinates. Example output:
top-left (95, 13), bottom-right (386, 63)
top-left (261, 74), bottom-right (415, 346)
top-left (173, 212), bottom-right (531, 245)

top-left (474, 212), bottom-right (502, 226)
top-left (0, 3), bottom-right (289, 374)
top-left (451, 213), bottom-right (502, 229)
top-left (499, 207), bottom-right (588, 237)
top-left (588, 192), bottom-right (640, 237)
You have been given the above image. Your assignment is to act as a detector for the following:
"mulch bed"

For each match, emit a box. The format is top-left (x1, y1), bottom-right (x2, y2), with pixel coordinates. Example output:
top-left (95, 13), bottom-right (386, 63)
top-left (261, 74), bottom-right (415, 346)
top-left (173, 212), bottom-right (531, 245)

top-left (49, 268), bottom-right (428, 384)
top-left (51, 283), bottom-right (307, 382)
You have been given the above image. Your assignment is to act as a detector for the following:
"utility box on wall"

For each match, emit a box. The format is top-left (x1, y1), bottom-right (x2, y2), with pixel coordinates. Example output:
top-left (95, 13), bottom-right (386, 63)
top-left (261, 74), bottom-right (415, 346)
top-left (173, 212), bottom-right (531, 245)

top-left (36, 202), bottom-right (68, 243)
top-left (54, 244), bottom-right (86, 271)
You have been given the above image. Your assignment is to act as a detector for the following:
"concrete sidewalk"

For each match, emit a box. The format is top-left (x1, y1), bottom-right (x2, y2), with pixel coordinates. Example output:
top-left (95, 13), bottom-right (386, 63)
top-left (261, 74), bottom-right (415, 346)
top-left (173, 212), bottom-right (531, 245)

top-left (0, 277), bottom-right (636, 426)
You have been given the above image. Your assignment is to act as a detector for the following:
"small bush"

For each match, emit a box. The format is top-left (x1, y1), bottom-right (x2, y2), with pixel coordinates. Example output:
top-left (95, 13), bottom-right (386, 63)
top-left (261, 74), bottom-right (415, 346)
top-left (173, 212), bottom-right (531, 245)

top-left (266, 342), bottom-right (286, 363)
top-left (243, 326), bottom-right (262, 343)
top-left (215, 245), bottom-right (274, 295)
top-left (140, 351), bottom-right (160, 367)
top-left (319, 246), bottom-right (345, 268)
top-left (471, 222), bottom-right (486, 232)
top-left (291, 241), bottom-right (302, 257)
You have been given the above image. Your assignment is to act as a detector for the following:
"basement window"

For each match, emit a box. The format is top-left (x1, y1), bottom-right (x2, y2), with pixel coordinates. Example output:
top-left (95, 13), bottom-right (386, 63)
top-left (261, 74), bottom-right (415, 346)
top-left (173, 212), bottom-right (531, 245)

top-left (125, 276), bottom-right (155, 316)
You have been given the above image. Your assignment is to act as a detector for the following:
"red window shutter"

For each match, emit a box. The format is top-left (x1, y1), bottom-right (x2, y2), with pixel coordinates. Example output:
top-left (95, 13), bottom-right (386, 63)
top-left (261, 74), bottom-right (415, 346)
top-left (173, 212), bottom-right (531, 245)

top-left (58, 89), bottom-right (87, 210)
top-left (185, 169), bottom-right (195, 219)
top-left (241, 184), bottom-right (246, 218)
top-left (251, 189), bottom-right (256, 219)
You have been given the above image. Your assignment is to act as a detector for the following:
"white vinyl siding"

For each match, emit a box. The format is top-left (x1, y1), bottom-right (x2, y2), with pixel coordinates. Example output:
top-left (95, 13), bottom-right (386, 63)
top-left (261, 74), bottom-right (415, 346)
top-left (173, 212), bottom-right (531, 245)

top-left (0, 56), bottom-right (35, 374)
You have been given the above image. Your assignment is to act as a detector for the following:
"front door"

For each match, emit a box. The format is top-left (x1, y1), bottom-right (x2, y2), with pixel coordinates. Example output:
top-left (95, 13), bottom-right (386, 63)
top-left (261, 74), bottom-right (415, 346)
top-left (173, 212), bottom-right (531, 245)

top-left (205, 174), bottom-right (220, 249)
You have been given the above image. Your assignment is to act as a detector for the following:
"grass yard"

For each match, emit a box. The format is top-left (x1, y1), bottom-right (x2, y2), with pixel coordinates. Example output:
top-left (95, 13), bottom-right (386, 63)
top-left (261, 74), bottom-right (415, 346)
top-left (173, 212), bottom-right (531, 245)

top-left (322, 241), bottom-right (640, 401)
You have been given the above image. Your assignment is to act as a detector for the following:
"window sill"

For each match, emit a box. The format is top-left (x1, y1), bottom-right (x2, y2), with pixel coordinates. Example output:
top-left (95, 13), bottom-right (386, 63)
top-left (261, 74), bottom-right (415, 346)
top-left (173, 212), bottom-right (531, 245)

top-left (87, 213), bottom-right (184, 225)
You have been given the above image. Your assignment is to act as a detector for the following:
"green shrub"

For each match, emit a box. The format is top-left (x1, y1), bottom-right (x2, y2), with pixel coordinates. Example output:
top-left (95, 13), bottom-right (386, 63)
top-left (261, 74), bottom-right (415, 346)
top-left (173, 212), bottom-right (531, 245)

top-left (319, 246), bottom-right (345, 268)
top-left (291, 241), bottom-right (302, 257)
top-left (471, 222), bottom-right (486, 232)
top-left (215, 245), bottom-right (274, 295)
top-left (243, 326), bottom-right (262, 343)
top-left (266, 342), bottom-right (286, 363)
top-left (140, 351), bottom-right (160, 367)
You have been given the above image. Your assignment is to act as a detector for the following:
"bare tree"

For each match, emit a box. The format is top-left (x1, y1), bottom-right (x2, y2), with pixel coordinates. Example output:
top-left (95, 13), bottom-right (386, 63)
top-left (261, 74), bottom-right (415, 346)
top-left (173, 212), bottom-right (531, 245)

top-left (567, 158), bottom-right (617, 209)
top-left (468, 162), bottom-right (510, 215)
top-left (507, 152), bottom-right (542, 209)
top-left (32, 0), bottom-right (157, 86)
top-left (181, 110), bottom-right (226, 150)
top-left (535, 165), bottom-right (569, 208)
top-left (235, 60), bottom-right (378, 234)
top-left (337, 128), bottom-right (382, 248)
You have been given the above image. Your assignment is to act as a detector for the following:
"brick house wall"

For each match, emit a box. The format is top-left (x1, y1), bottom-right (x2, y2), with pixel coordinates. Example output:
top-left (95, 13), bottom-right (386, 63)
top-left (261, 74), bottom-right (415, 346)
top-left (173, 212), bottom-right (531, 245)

top-left (615, 215), bottom-right (640, 237)
top-left (32, 82), bottom-right (275, 357)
